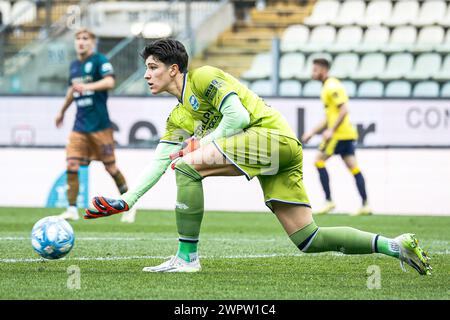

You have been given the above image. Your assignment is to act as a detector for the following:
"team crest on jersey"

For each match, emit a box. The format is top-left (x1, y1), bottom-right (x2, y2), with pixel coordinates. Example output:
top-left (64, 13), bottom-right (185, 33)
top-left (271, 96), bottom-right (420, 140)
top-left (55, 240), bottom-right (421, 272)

top-left (189, 95), bottom-right (200, 111)
top-left (84, 62), bottom-right (93, 73)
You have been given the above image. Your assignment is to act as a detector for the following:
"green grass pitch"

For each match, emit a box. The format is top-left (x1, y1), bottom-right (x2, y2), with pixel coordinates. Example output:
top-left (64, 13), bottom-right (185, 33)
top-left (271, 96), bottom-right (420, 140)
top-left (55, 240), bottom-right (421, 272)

top-left (0, 207), bottom-right (448, 300)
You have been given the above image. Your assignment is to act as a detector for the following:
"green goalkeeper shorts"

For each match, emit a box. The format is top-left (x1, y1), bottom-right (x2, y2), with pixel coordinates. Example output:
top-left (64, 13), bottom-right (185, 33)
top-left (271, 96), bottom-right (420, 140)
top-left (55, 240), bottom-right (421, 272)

top-left (213, 127), bottom-right (310, 212)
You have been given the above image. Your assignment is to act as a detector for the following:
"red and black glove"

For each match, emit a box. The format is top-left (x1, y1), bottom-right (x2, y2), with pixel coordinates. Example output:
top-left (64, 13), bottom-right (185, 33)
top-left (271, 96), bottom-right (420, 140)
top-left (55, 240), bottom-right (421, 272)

top-left (84, 196), bottom-right (129, 219)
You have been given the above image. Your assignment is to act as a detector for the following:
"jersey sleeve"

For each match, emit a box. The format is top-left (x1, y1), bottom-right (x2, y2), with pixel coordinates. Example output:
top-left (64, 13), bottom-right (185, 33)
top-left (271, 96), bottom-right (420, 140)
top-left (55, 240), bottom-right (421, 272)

top-left (160, 107), bottom-right (192, 144)
top-left (326, 79), bottom-right (348, 107)
top-left (97, 54), bottom-right (115, 78)
top-left (191, 66), bottom-right (237, 112)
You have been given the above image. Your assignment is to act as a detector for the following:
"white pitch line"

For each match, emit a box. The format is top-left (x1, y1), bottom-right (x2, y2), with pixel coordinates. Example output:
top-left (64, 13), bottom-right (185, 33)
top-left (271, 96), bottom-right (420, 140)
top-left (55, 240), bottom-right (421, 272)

top-left (0, 236), bottom-right (278, 242)
top-left (0, 251), bottom-right (448, 264)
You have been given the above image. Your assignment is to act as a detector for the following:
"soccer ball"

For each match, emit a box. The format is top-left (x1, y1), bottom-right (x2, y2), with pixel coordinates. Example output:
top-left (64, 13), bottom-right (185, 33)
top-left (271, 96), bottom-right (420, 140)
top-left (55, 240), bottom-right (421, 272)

top-left (31, 216), bottom-right (75, 259)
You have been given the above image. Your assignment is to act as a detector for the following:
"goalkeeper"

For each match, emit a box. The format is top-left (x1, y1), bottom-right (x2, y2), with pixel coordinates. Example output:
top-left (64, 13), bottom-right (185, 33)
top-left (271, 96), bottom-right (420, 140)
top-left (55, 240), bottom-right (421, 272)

top-left (85, 39), bottom-right (431, 275)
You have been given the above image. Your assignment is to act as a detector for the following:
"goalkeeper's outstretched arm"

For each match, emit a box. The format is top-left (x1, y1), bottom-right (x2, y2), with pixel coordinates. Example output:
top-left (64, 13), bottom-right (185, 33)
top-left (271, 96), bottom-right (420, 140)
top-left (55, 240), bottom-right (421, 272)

top-left (120, 142), bottom-right (182, 208)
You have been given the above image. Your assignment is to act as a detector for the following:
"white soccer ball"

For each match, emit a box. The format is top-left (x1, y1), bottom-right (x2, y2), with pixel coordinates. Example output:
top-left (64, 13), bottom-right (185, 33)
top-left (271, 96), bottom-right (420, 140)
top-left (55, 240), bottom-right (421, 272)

top-left (31, 216), bottom-right (75, 259)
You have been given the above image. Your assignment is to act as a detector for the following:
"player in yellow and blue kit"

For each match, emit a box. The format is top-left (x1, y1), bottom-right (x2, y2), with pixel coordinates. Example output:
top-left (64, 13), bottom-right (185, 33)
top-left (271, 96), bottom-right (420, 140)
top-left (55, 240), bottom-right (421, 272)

top-left (302, 58), bottom-right (371, 216)
top-left (84, 39), bottom-right (431, 276)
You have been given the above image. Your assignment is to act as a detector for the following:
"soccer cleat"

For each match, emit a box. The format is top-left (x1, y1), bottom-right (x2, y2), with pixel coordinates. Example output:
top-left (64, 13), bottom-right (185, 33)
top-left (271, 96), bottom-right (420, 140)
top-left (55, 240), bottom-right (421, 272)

top-left (120, 208), bottom-right (137, 223)
top-left (84, 197), bottom-right (129, 219)
top-left (395, 233), bottom-right (432, 276)
top-left (142, 255), bottom-right (201, 273)
top-left (352, 204), bottom-right (373, 216)
top-left (314, 200), bottom-right (335, 215)
top-left (58, 206), bottom-right (79, 221)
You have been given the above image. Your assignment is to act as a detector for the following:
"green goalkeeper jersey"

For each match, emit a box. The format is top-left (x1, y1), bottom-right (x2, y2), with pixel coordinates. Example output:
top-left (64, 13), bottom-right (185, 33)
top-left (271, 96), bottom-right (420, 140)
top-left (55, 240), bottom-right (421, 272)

top-left (160, 66), bottom-right (299, 144)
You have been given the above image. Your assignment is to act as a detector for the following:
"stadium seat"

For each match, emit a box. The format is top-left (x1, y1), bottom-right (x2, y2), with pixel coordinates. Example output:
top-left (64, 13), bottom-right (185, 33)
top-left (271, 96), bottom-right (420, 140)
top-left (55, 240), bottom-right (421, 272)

top-left (354, 26), bottom-right (390, 53)
top-left (328, 26), bottom-right (363, 53)
top-left (250, 80), bottom-right (273, 96)
top-left (384, 81), bottom-right (412, 98)
top-left (279, 80), bottom-right (302, 96)
top-left (406, 53), bottom-right (441, 81)
top-left (280, 25), bottom-right (309, 52)
top-left (434, 54), bottom-right (450, 80)
top-left (330, 0), bottom-right (365, 26)
top-left (280, 53), bottom-right (305, 79)
top-left (413, 0), bottom-right (446, 26)
top-left (385, 0), bottom-right (419, 27)
top-left (352, 53), bottom-right (386, 80)
top-left (359, 0), bottom-right (392, 26)
top-left (296, 53), bottom-right (333, 80)
top-left (412, 81), bottom-right (440, 98)
top-left (329, 53), bottom-right (359, 79)
top-left (241, 52), bottom-right (272, 80)
top-left (10, 0), bottom-right (36, 25)
top-left (379, 53), bottom-right (414, 80)
top-left (435, 29), bottom-right (450, 53)
top-left (439, 3), bottom-right (450, 27)
top-left (413, 26), bottom-right (445, 53)
top-left (440, 81), bottom-right (450, 97)
top-left (341, 80), bottom-right (357, 98)
top-left (301, 26), bottom-right (336, 53)
top-left (383, 26), bottom-right (417, 53)
top-left (302, 80), bottom-right (322, 97)
top-left (357, 81), bottom-right (384, 98)
top-left (0, 1), bottom-right (11, 25)
top-left (303, 0), bottom-right (340, 26)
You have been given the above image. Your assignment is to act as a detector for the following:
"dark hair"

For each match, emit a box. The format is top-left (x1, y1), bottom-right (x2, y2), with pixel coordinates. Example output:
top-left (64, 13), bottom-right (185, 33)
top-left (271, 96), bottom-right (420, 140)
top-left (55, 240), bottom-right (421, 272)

top-left (140, 38), bottom-right (189, 73)
top-left (313, 58), bottom-right (331, 70)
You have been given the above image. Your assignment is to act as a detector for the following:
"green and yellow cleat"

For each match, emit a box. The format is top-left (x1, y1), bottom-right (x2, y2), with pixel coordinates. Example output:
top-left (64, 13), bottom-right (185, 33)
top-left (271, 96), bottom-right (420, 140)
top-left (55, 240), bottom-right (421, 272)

top-left (351, 204), bottom-right (373, 216)
top-left (395, 233), bottom-right (432, 276)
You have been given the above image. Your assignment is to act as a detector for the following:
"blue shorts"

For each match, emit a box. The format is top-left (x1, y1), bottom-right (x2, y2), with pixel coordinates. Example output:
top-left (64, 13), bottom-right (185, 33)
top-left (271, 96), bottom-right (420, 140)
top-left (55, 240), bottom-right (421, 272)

top-left (319, 139), bottom-right (356, 157)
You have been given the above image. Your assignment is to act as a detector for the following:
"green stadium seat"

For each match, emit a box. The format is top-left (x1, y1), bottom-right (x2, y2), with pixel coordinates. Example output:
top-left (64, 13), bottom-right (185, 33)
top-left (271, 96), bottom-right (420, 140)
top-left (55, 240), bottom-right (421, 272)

top-left (280, 25), bottom-right (309, 53)
top-left (303, 0), bottom-right (340, 27)
top-left (329, 53), bottom-right (359, 79)
top-left (0, 1), bottom-right (11, 24)
top-left (301, 26), bottom-right (336, 53)
top-left (280, 53), bottom-right (305, 79)
top-left (434, 54), bottom-right (450, 80)
top-left (357, 81), bottom-right (384, 97)
top-left (341, 80), bottom-right (357, 98)
top-left (413, 26), bottom-right (445, 53)
top-left (302, 80), bottom-right (322, 97)
top-left (385, 0), bottom-right (419, 27)
top-left (250, 80), bottom-right (273, 96)
top-left (331, 0), bottom-right (365, 26)
top-left (412, 81), bottom-right (440, 98)
top-left (241, 52), bottom-right (272, 80)
top-left (440, 81), bottom-right (450, 97)
top-left (328, 26), bottom-right (363, 53)
top-left (413, 0), bottom-right (447, 26)
top-left (379, 53), bottom-right (414, 80)
top-left (435, 29), bottom-right (450, 53)
top-left (360, 1), bottom-right (392, 26)
top-left (352, 53), bottom-right (386, 80)
top-left (385, 81), bottom-right (412, 98)
top-left (383, 26), bottom-right (417, 53)
top-left (354, 26), bottom-right (390, 53)
top-left (406, 53), bottom-right (441, 81)
top-left (279, 80), bottom-right (302, 97)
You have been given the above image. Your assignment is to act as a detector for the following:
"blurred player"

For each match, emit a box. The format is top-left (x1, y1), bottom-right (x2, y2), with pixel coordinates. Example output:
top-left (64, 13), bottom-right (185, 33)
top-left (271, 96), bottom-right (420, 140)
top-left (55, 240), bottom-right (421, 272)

top-left (55, 28), bottom-right (136, 223)
top-left (302, 58), bottom-right (371, 216)
top-left (84, 39), bottom-right (431, 276)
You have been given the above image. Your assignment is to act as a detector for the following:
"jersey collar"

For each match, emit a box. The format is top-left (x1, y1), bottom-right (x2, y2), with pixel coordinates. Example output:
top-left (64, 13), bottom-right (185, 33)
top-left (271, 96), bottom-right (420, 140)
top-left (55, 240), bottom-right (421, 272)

top-left (178, 72), bottom-right (188, 103)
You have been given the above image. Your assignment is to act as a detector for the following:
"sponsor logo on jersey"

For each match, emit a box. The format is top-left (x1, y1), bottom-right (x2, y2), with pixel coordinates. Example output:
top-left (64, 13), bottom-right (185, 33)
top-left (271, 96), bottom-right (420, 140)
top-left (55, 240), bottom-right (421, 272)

top-left (189, 95), bottom-right (199, 111)
top-left (84, 62), bottom-right (93, 73)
